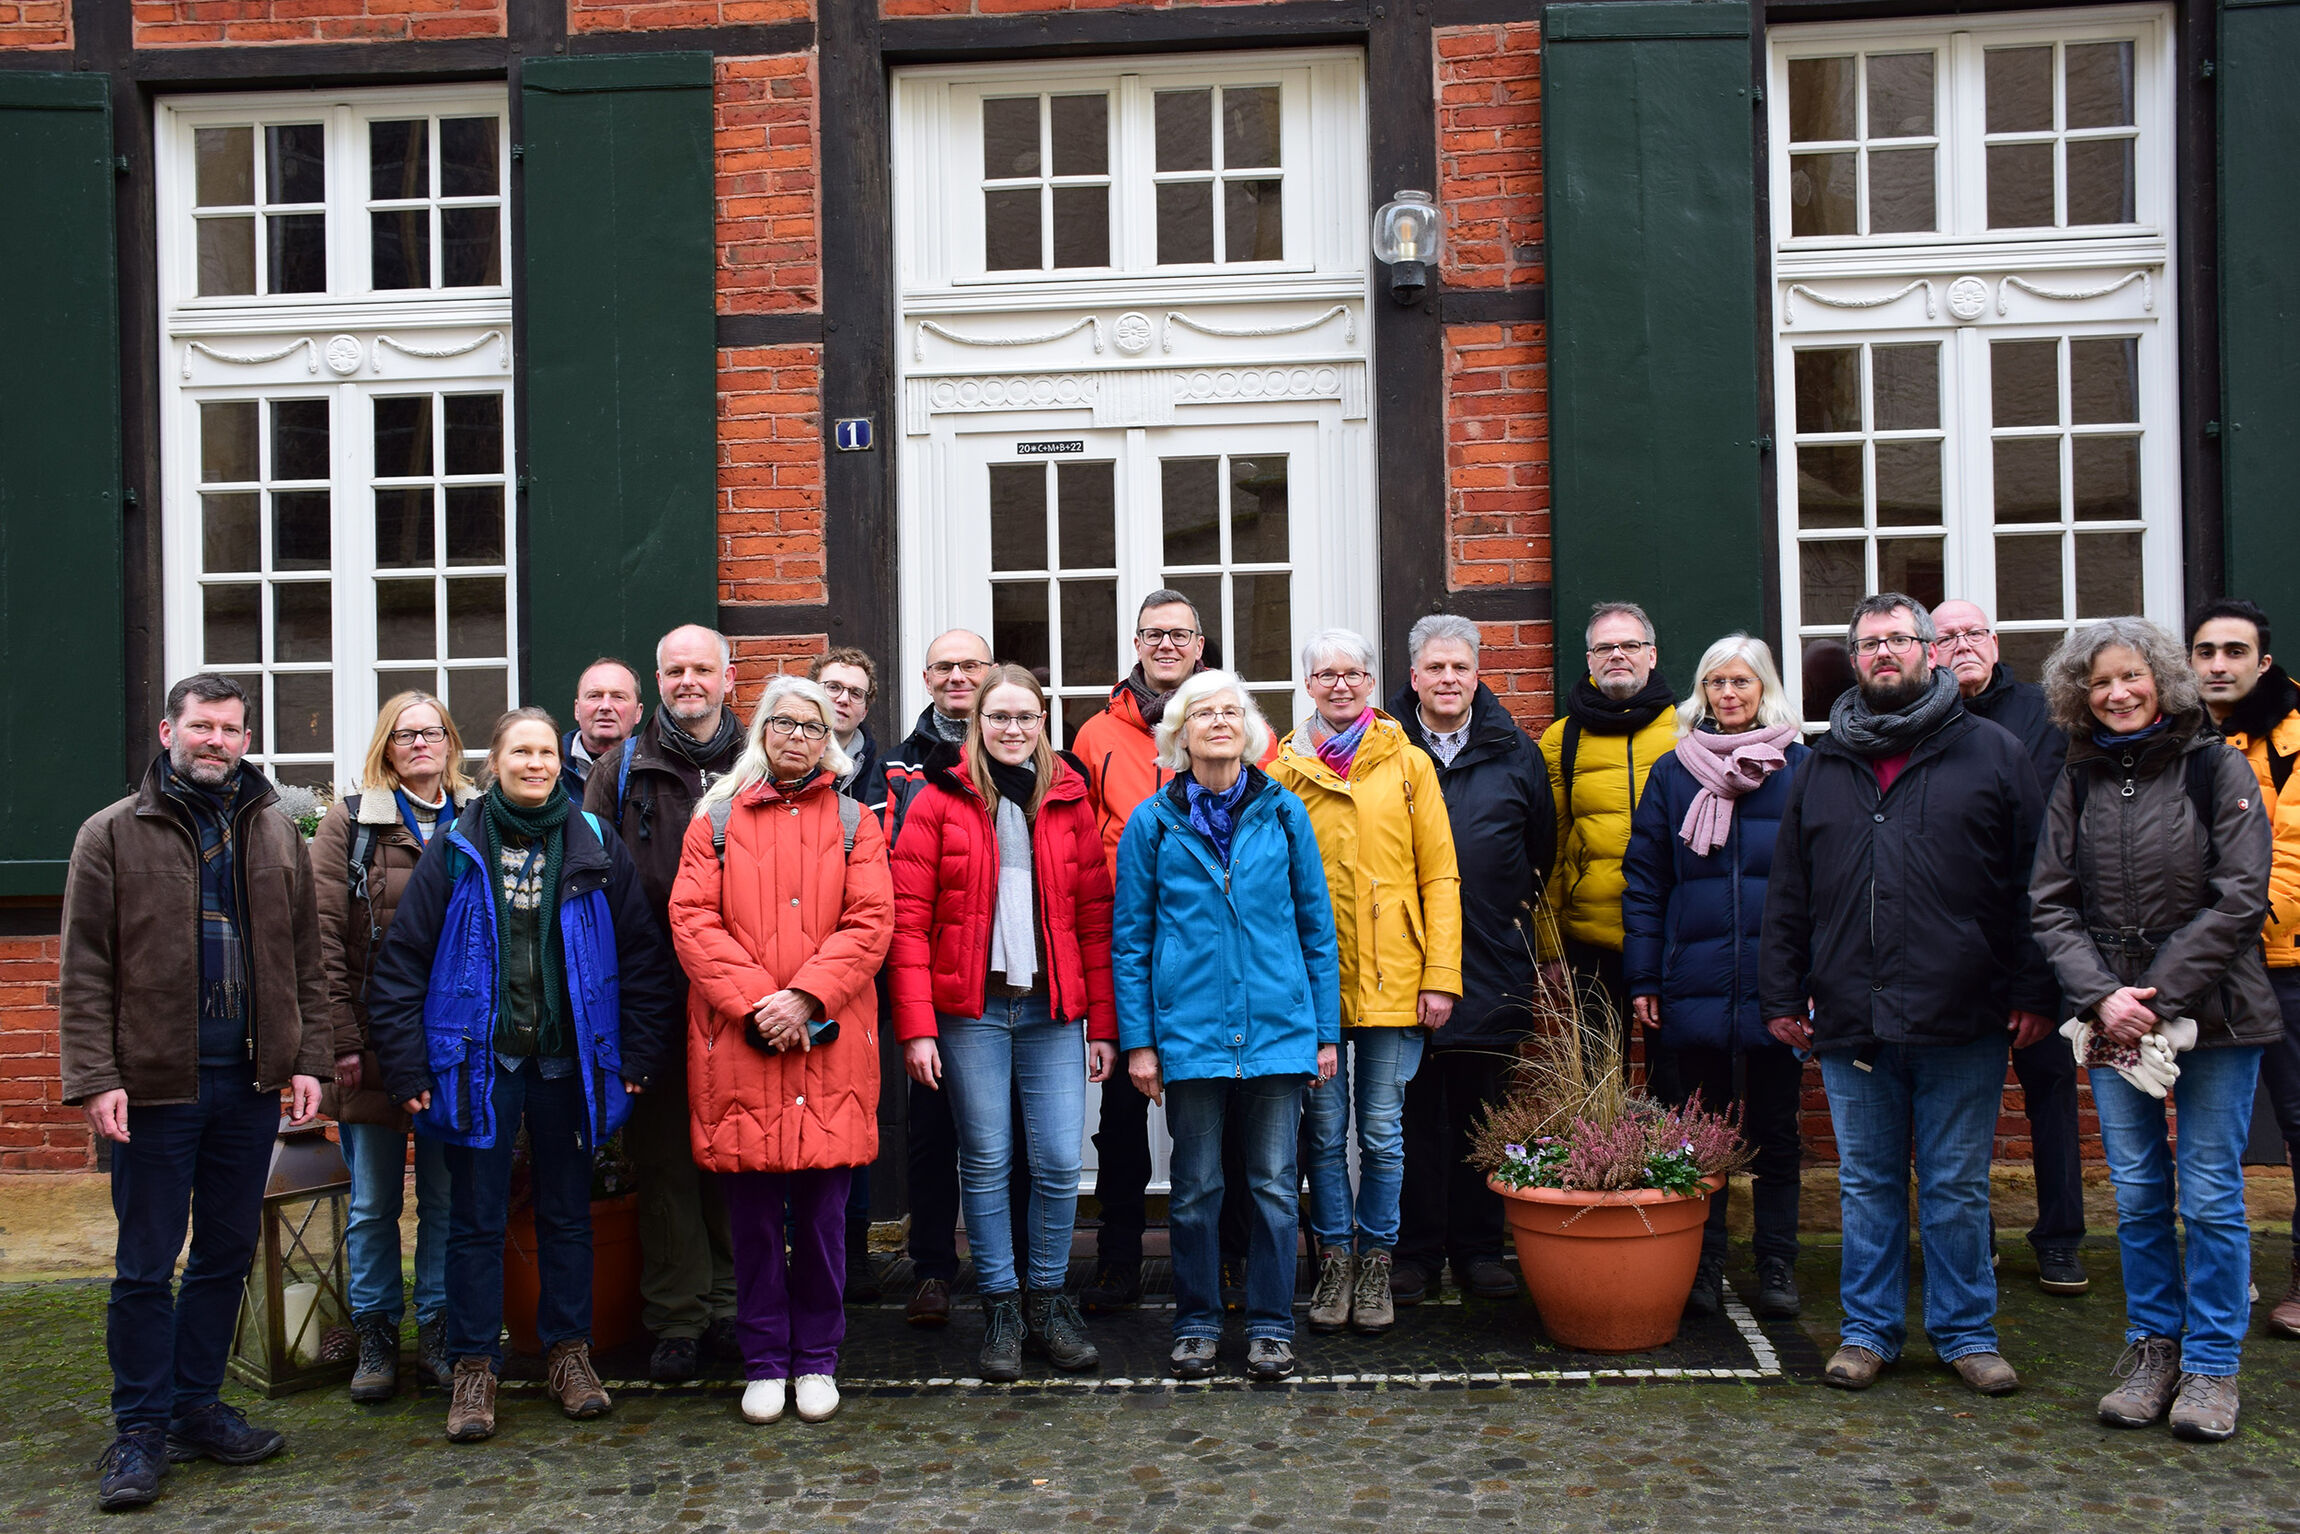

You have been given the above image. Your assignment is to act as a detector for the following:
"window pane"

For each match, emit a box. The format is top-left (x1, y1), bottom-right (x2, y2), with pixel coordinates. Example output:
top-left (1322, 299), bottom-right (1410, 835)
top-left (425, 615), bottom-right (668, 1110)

top-left (1157, 182), bottom-right (1215, 264)
top-left (374, 396), bottom-right (434, 478)
top-left (982, 97), bottom-right (1041, 179)
top-left (1874, 440), bottom-right (1941, 527)
top-left (1162, 575), bottom-right (1223, 658)
top-left (1161, 459), bottom-right (1222, 565)
top-left (1794, 348), bottom-right (1860, 434)
top-left (377, 669), bottom-right (434, 708)
top-left (371, 208), bottom-right (430, 290)
top-left (1060, 694), bottom-right (1102, 745)
top-left (276, 761), bottom-right (334, 790)
top-left (204, 583), bottom-right (261, 663)
top-left (1223, 180), bottom-right (1284, 262)
top-left (197, 217), bottom-right (255, 297)
top-left (445, 393), bottom-right (504, 475)
top-left (1996, 535), bottom-right (2063, 620)
top-left (446, 576), bottom-right (506, 658)
top-left (1799, 541), bottom-right (1864, 628)
top-left (202, 400), bottom-right (259, 484)
top-left (220, 674), bottom-right (266, 746)
top-left (991, 581), bottom-right (1051, 674)
top-left (1060, 578), bottom-right (1119, 686)
top-left (2071, 338), bottom-right (2139, 425)
top-left (1050, 185), bottom-right (1109, 269)
top-left (1048, 95), bottom-right (1106, 177)
top-left (196, 126), bottom-right (254, 206)
top-left (1056, 462), bottom-right (1116, 570)
top-left (274, 672), bottom-right (333, 755)
top-left (268, 213), bottom-right (327, 293)
top-left (2075, 531), bottom-right (2145, 617)
top-left (1993, 438), bottom-right (2062, 523)
top-left (376, 578), bottom-right (436, 659)
top-left (1876, 536), bottom-right (1944, 608)
top-left (1796, 445), bottom-right (1864, 529)
top-left (370, 119), bottom-right (429, 201)
top-left (1866, 53), bottom-right (1935, 137)
top-left (2066, 41), bottom-right (2135, 129)
top-left (1991, 340), bottom-right (2060, 427)
top-left (2066, 138), bottom-right (2136, 226)
top-left (1230, 456), bottom-right (1289, 563)
top-left (1789, 153), bottom-right (1856, 237)
top-left (271, 398), bottom-right (330, 480)
top-left (440, 207), bottom-right (501, 287)
top-left (1872, 344), bottom-right (1940, 432)
top-left (274, 581), bottom-right (332, 662)
top-left (202, 493), bottom-right (259, 573)
top-left (448, 668), bottom-right (508, 749)
top-left (1155, 89), bottom-right (1213, 171)
top-left (440, 117), bottom-right (500, 197)
top-left (1866, 148), bottom-right (1935, 234)
top-left (272, 490), bottom-right (332, 571)
top-left (1986, 142), bottom-right (2055, 229)
top-left (375, 488), bottom-right (436, 568)
top-left (265, 123), bottom-right (325, 204)
top-left (984, 188), bottom-right (1042, 271)
top-left (1985, 47), bottom-right (2054, 133)
top-left (990, 464), bottom-right (1046, 571)
top-left (1250, 689), bottom-right (1295, 735)
top-left (2073, 436), bottom-right (2141, 522)
top-left (1233, 572), bottom-right (1292, 683)
top-left (1787, 56), bottom-right (1855, 142)
top-left (445, 485), bottom-right (505, 565)
top-left (1223, 86), bottom-right (1282, 169)
top-left (1998, 630), bottom-right (2060, 684)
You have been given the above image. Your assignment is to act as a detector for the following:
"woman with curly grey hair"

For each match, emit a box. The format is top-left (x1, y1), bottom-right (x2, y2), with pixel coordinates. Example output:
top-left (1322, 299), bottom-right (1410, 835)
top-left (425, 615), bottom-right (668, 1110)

top-left (2028, 616), bottom-right (2278, 1441)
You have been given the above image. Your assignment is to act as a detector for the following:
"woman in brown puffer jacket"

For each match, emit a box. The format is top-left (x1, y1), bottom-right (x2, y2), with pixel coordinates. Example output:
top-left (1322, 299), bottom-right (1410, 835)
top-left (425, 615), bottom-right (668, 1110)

top-left (312, 692), bottom-right (476, 1402)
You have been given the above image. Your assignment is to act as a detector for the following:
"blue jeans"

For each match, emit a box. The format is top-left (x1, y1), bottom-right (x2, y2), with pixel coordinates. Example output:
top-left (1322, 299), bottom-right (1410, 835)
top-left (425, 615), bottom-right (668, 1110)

top-left (108, 1066), bottom-right (280, 1430)
top-left (439, 1060), bottom-right (594, 1365)
top-left (2092, 1045), bottom-right (2263, 1377)
top-left (936, 994), bottom-right (1085, 1294)
top-left (1168, 1074), bottom-right (1305, 1342)
top-left (1818, 1035), bottom-right (2007, 1363)
top-left (1302, 1027), bottom-right (1424, 1252)
top-left (342, 1121), bottom-right (450, 1328)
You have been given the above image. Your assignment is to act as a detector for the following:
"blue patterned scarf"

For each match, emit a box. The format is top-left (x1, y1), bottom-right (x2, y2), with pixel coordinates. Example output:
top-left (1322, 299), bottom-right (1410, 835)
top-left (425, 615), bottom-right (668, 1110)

top-left (163, 761), bottom-right (248, 1064)
top-left (1185, 773), bottom-right (1251, 867)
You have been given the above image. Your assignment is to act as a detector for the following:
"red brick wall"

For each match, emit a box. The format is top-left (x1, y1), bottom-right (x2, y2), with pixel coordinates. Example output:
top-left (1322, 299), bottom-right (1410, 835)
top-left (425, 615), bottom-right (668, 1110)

top-left (1434, 22), bottom-right (1542, 290)
top-left (132, 0), bottom-right (504, 47)
top-left (573, 0), bottom-right (808, 31)
top-left (0, 936), bottom-right (87, 1171)
top-left (0, 0), bottom-right (69, 48)
top-left (718, 344), bottom-right (825, 606)
top-left (1446, 322), bottom-right (1552, 728)
top-left (718, 54), bottom-right (821, 314)
top-left (730, 635), bottom-right (831, 695)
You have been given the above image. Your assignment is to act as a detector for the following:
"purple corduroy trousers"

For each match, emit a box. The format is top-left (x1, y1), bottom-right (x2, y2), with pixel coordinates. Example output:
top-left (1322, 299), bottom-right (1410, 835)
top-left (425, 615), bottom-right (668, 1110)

top-left (721, 1166), bottom-right (852, 1381)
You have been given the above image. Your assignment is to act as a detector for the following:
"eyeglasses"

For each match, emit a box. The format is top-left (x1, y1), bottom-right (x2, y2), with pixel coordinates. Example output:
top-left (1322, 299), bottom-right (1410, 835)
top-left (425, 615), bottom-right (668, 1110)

top-left (1187, 706), bottom-right (1245, 726)
top-left (1700, 676), bottom-right (1758, 693)
top-left (1851, 634), bottom-right (1924, 657)
top-left (1308, 669), bottom-right (1372, 689)
top-left (819, 681), bottom-right (871, 703)
top-left (765, 716), bottom-right (830, 740)
top-left (983, 711), bottom-right (1044, 732)
top-left (1136, 627), bottom-right (1201, 649)
top-left (390, 727), bottom-right (449, 746)
top-left (1587, 641), bottom-right (1653, 659)
top-left (1935, 627), bottom-right (1994, 650)
top-left (925, 659), bottom-right (990, 680)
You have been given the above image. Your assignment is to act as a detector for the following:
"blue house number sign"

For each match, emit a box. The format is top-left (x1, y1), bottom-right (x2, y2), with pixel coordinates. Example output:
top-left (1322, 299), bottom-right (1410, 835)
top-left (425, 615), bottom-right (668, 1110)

top-left (834, 417), bottom-right (874, 453)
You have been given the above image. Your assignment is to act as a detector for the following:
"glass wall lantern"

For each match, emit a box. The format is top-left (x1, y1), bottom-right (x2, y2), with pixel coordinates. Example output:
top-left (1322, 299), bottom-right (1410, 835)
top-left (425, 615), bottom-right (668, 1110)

top-left (230, 1122), bottom-right (358, 1396)
top-left (1372, 189), bottom-right (1443, 305)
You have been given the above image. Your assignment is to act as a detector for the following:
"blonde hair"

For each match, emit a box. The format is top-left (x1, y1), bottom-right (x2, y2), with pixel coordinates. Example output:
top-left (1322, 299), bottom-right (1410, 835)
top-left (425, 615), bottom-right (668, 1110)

top-left (967, 664), bottom-right (1055, 814)
top-left (359, 691), bottom-right (472, 799)
top-left (697, 676), bottom-right (854, 815)
top-left (1677, 634), bottom-right (1798, 733)
top-left (1154, 670), bottom-right (1274, 770)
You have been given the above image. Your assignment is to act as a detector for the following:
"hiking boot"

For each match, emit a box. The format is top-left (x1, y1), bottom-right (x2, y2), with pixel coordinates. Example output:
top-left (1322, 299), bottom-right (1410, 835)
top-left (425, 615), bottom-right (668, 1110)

top-left (1246, 1337), bottom-right (1296, 1381)
top-left (1026, 1290), bottom-right (1100, 1372)
top-left (446, 1357), bottom-right (497, 1442)
top-left (1950, 1351), bottom-right (2020, 1396)
top-left (1389, 1260), bottom-right (1431, 1307)
top-left (906, 1277), bottom-right (953, 1328)
top-left (546, 1339), bottom-right (612, 1419)
top-left (2169, 1372), bottom-right (2241, 1441)
top-left (1823, 1344), bottom-right (1887, 1390)
top-left (2098, 1336), bottom-right (2182, 1427)
top-left (648, 1334), bottom-right (699, 1383)
top-left (1306, 1247), bottom-right (1354, 1333)
top-left (1754, 1256), bottom-right (1802, 1320)
top-left (1351, 1250), bottom-right (1396, 1335)
top-left (2037, 1248), bottom-right (2091, 1295)
top-left (2266, 1256), bottom-right (2300, 1339)
top-left (1683, 1255), bottom-right (1724, 1320)
top-left (978, 1294), bottom-right (1026, 1382)
top-left (165, 1402), bottom-right (285, 1466)
top-left (349, 1314), bottom-right (400, 1403)
top-left (95, 1426), bottom-right (167, 1512)
top-left (1169, 1336), bottom-right (1218, 1380)
top-left (1220, 1258), bottom-right (1246, 1313)
top-left (415, 1316), bottom-right (450, 1388)
top-left (1079, 1261), bottom-right (1141, 1314)
top-left (1457, 1258), bottom-right (1519, 1301)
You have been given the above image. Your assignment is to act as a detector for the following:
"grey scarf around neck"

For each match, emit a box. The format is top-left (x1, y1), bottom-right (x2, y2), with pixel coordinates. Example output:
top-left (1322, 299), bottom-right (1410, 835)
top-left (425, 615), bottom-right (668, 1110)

top-left (987, 795), bottom-right (1036, 990)
top-left (1828, 665), bottom-right (1961, 759)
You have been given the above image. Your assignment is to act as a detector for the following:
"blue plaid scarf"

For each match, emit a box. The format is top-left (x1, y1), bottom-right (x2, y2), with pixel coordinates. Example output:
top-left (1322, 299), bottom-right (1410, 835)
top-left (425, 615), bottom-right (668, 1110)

top-left (163, 761), bottom-right (249, 1064)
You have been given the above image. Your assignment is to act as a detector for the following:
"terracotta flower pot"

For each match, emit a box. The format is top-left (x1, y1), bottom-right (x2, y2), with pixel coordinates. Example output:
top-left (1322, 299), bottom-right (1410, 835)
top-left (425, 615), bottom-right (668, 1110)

top-left (503, 1193), bottom-right (643, 1356)
top-left (1489, 1174), bottom-right (1724, 1353)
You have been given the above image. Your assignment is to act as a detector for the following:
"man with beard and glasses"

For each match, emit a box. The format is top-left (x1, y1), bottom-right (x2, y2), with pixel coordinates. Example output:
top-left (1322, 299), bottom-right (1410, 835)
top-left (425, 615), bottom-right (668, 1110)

top-left (1538, 601), bottom-right (1679, 1097)
top-left (586, 623), bottom-right (748, 1382)
top-left (64, 674), bottom-right (329, 1511)
top-left (1762, 592), bottom-right (2056, 1398)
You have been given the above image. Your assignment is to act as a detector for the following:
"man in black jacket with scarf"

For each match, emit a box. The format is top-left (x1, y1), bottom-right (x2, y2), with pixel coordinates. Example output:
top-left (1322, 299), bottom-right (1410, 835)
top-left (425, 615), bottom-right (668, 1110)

top-left (1762, 593), bottom-right (2057, 1398)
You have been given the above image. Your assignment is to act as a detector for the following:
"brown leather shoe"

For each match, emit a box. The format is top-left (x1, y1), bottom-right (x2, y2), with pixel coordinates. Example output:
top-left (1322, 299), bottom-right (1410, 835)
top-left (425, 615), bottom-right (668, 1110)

top-left (2267, 1257), bottom-right (2300, 1339)
top-left (1823, 1344), bottom-right (1887, 1390)
top-left (546, 1340), bottom-right (612, 1419)
top-left (1950, 1351), bottom-right (2020, 1396)
top-left (445, 1357), bottom-right (497, 1442)
top-left (906, 1277), bottom-right (953, 1328)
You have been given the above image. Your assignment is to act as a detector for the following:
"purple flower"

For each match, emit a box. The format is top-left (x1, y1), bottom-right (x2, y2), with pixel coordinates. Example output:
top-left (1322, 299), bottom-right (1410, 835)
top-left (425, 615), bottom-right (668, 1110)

top-left (1504, 1144), bottom-right (1527, 1160)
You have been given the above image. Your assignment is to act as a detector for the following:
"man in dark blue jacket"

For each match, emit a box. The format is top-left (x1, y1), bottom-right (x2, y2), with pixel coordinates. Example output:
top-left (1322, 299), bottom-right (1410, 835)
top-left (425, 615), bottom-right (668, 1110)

top-left (1761, 593), bottom-right (2056, 1398)
top-left (1387, 616), bottom-right (1555, 1305)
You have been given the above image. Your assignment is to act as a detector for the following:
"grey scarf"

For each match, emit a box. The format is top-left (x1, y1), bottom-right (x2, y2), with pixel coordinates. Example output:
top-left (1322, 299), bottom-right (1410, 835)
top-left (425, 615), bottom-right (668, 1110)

top-left (987, 795), bottom-right (1036, 990)
top-left (1828, 665), bottom-right (1961, 759)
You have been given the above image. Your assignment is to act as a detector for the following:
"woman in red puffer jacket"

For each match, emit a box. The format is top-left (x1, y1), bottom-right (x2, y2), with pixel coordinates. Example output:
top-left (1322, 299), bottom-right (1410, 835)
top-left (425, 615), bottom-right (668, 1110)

top-left (890, 664), bottom-right (1118, 1384)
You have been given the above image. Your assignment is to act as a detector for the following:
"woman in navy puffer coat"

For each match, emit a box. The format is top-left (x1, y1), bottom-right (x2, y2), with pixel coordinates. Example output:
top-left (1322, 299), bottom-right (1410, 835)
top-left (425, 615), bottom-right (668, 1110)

top-left (1621, 635), bottom-right (1809, 1324)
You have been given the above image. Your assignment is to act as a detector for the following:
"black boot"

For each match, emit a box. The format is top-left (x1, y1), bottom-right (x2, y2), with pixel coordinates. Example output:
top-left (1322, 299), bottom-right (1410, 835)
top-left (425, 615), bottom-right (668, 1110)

top-left (1025, 1290), bottom-right (1100, 1372)
top-left (1683, 1255), bottom-right (1725, 1319)
top-left (1754, 1256), bottom-right (1802, 1319)
top-left (349, 1315), bottom-right (400, 1403)
top-left (845, 1217), bottom-right (883, 1303)
top-left (1080, 1260), bottom-right (1141, 1314)
top-left (414, 1315), bottom-right (450, 1388)
top-left (979, 1295), bottom-right (1026, 1383)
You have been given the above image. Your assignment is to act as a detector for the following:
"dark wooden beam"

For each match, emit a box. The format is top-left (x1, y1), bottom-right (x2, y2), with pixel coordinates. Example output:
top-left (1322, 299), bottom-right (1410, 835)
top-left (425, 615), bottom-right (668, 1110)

top-left (717, 312), bottom-right (827, 348)
top-left (1447, 585), bottom-right (1554, 622)
top-left (1439, 285), bottom-right (1545, 324)
top-left (880, 0), bottom-right (1368, 63)
top-left (568, 22), bottom-right (814, 56)
top-left (123, 38), bottom-right (512, 83)
top-left (719, 603), bottom-right (834, 636)
top-left (2174, 0), bottom-right (2220, 607)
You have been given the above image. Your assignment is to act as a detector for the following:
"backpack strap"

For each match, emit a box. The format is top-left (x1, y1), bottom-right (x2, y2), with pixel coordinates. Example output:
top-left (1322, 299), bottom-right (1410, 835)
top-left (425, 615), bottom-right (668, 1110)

top-left (838, 791), bottom-right (862, 856)
top-left (709, 792), bottom-right (860, 864)
top-left (616, 736), bottom-right (638, 810)
top-left (1557, 718), bottom-right (1583, 817)
top-left (581, 810), bottom-right (602, 840)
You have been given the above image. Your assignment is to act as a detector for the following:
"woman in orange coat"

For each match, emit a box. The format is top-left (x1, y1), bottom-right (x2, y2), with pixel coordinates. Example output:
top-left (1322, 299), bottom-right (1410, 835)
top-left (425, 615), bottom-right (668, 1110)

top-left (669, 677), bottom-right (893, 1428)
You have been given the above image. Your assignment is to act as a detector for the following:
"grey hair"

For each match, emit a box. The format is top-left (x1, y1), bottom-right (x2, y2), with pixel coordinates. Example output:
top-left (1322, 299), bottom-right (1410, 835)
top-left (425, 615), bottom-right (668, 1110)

top-left (697, 675), bottom-right (853, 814)
top-left (1677, 634), bottom-right (1799, 732)
top-left (1845, 592), bottom-right (1936, 650)
top-left (656, 623), bottom-right (733, 675)
top-left (1585, 601), bottom-right (1656, 649)
top-left (1154, 669), bottom-right (1274, 771)
top-left (1408, 613), bottom-right (1483, 666)
top-left (2041, 617), bottom-right (2204, 735)
top-left (1301, 626), bottom-right (1377, 677)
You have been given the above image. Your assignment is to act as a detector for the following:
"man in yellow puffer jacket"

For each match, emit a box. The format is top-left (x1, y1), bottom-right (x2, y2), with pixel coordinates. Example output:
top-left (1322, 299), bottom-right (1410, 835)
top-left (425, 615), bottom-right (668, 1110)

top-left (1271, 628), bottom-right (1462, 1339)
top-left (1538, 602), bottom-right (1679, 1096)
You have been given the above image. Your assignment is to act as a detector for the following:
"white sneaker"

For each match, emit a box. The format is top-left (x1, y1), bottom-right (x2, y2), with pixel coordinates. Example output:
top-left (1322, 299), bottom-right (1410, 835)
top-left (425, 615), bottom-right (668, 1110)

top-left (740, 1378), bottom-right (786, 1424)
top-left (793, 1373), bottom-right (840, 1422)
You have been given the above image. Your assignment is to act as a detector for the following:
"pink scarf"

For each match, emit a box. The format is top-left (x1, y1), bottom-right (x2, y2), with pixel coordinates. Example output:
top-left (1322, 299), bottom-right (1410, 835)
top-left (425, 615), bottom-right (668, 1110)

top-left (1673, 724), bottom-right (1796, 856)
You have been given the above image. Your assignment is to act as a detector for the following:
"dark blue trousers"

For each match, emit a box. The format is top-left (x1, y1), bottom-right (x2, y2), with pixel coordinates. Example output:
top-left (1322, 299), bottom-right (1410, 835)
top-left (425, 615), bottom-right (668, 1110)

top-left (440, 1061), bottom-right (594, 1365)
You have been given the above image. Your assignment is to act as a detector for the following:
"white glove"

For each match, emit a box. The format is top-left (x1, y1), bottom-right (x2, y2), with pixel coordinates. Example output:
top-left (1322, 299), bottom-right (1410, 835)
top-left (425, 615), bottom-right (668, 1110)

top-left (2062, 1013), bottom-right (2198, 1099)
top-left (2157, 1016), bottom-right (2199, 1054)
top-left (2059, 1016), bottom-right (2093, 1069)
top-left (2124, 1032), bottom-right (2181, 1098)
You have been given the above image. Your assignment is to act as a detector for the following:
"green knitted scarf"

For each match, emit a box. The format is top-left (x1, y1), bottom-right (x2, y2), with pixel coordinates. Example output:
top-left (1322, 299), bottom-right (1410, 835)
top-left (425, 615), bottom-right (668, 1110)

top-left (480, 782), bottom-right (572, 1058)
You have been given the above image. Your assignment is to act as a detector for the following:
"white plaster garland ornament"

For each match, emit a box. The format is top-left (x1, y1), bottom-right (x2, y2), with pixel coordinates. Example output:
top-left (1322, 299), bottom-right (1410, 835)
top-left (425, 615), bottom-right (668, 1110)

top-left (1160, 305), bottom-right (1354, 353)
top-left (912, 316), bottom-right (1104, 362)
top-left (1781, 279), bottom-right (1936, 327)
top-left (180, 336), bottom-right (318, 379)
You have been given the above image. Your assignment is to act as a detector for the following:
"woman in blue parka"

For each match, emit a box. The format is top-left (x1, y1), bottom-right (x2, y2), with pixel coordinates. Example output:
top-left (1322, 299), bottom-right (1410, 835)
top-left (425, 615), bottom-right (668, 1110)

top-left (1621, 635), bottom-right (1809, 1326)
top-left (1111, 670), bottom-right (1341, 1385)
top-left (368, 706), bottom-right (676, 1444)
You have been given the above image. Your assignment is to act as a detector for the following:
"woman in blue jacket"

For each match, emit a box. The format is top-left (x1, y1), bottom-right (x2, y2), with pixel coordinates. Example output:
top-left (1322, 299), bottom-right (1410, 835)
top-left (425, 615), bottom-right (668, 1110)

top-left (369, 707), bottom-right (676, 1444)
top-left (1621, 635), bottom-right (1809, 1325)
top-left (1111, 670), bottom-right (1341, 1384)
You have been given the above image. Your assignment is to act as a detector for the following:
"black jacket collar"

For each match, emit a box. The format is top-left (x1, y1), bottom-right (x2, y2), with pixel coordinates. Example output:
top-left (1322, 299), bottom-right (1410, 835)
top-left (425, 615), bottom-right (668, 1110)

top-left (1385, 681), bottom-right (1521, 764)
top-left (2222, 664), bottom-right (2300, 742)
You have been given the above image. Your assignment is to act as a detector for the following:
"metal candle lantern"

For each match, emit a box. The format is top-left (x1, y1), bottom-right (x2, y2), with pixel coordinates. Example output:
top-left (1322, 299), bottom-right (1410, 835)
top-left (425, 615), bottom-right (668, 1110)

top-left (229, 1122), bottom-right (358, 1396)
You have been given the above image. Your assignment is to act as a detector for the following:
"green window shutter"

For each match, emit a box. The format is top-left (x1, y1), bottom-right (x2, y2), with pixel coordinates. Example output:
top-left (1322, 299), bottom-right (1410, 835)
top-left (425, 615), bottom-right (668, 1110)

top-left (2220, 0), bottom-right (2300, 613)
top-left (0, 76), bottom-right (122, 896)
top-left (521, 53), bottom-right (718, 705)
top-left (1541, 1), bottom-right (1761, 686)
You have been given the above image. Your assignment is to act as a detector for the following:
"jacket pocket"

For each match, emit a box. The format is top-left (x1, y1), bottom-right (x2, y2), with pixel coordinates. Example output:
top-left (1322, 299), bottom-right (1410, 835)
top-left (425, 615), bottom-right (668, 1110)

top-left (426, 1032), bottom-right (469, 1131)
